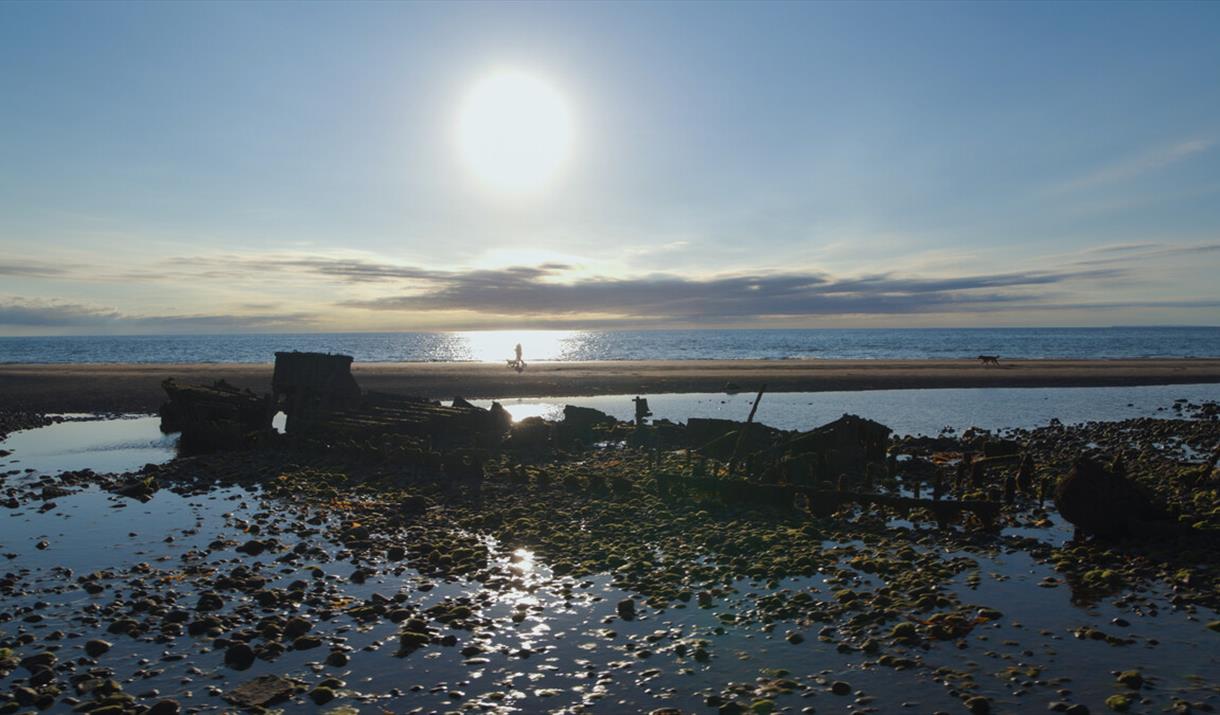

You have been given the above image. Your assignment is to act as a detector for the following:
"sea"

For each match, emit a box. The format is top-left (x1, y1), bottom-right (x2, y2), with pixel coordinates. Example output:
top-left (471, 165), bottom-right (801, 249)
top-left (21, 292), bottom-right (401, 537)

top-left (1, 326), bottom-right (1218, 364)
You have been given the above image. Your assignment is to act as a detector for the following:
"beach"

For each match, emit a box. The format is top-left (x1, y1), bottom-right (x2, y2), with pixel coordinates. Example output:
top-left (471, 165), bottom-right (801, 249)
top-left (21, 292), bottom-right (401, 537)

top-left (2, 368), bottom-right (1219, 714)
top-left (3, 357), bottom-right (1220, 412)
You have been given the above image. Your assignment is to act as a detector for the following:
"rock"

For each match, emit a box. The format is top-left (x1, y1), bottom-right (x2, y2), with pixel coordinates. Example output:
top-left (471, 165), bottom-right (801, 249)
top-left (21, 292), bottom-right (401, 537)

top-left (507, 417), bottom-right (552, 451)
top-left (107, 618), bottom-right (139, 635)
top-left (223, 675), bottom-right (301, 709)
top-left (399, 631), bottom-right (430, 653)
top-left (84, 639), bottom-right (112, 658)
top-left (965, 696), bottom-right (991, 714)
top-left (236, 540), bottom-right (266, 556)
top-left (558, 405), bottom-right (616, 443)
top-left (19, 652), bottom-right (56, 671)
top-left (283, 617), bottom-right (312, 639)
top-left (309, 686), bottom-right (336, 705)
top-left (831, 681), bottom-right (851, 695)
top-left (1104, 694), bottom-right (1130, 712)
top-left (116, 477), bottom-right (158, 501)
top-left (1054, 456), bottom-right (1167, 538)
top-left (1116, 670), bottom-right (1143, 689)
top-left (890, 621), bottom-right (919, 642)
top-left (196, 592), bottom-right (224, 611)
top-left (11, 686), bottom-right (37, 705)
top-left (617, 598), bottom-right (637, 620)
top-left (147, 700), bottom-right (181, 715)
top-left (224, 643), bottom-right (256, 670)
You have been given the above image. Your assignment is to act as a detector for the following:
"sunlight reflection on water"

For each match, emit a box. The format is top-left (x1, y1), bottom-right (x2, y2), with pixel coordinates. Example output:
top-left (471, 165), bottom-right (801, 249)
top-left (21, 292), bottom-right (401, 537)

top-left (452, 330), bottom-right (583, 362)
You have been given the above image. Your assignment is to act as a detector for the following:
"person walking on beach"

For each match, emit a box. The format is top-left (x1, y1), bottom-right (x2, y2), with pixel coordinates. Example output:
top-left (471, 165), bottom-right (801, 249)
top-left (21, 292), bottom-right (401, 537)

top-left (508, 343), bottom-right (526, 373)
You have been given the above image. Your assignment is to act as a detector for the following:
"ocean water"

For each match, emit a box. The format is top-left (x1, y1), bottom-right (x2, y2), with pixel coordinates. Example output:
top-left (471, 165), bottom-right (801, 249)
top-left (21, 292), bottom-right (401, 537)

top-left (2, 327), bottom-right (1219, 364)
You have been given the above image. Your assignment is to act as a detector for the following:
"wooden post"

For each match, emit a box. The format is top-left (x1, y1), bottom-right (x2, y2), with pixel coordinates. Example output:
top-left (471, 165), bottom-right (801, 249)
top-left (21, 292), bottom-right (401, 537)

top-left (728, 385), bottom-right (767, 476)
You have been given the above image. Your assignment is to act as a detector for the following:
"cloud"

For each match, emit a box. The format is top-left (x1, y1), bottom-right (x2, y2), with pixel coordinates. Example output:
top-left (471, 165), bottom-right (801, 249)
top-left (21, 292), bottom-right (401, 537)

top-left (147, 254), bottom-right (1146, 323)
top-left (1053, 138), bottom-right (1215, 194)
top-left (0, 298), bottom-right (119, 327)
top-left (154, 253), bottom-right (1126, 318)
top-left (1066, 241), bottom-right (1220, 268)
top-left (161, 255), bottom-right (451, 283)
top-left (1048, 299), bottom-right (1220, 310)
top-left (9, 248), bottom-right (1212, 331)
top-left (0, 296), bottom-right (316, 332)
top-left (335, 264), bottom-right (1125, 321)
top-left (0, 260), bottom-right (74, 278)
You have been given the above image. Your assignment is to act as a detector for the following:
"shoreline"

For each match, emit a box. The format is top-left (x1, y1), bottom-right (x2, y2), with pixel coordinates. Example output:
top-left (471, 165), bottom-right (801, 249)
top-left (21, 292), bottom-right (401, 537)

top-left (2, 358), bottom-right (1220, 413)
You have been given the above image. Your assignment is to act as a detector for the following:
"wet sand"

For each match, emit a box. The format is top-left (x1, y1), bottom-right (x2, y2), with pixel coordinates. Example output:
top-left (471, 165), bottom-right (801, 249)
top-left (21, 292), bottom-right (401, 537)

top-left (2, 358), bottom-right (1220, 412)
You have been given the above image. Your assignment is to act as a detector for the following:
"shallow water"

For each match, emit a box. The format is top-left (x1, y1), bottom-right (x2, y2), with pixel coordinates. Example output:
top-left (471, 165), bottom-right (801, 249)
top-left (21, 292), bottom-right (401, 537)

top-left (1, 397), bottom-right (1219, 712)
top-left (0, 412), bottom-right (284, 478)
top-left (478, 382), bottom-right (1220, 435)
top-left (0, 416), bottom-right (177, 475)
top-left (1, 483), bottom-right (1216, 714)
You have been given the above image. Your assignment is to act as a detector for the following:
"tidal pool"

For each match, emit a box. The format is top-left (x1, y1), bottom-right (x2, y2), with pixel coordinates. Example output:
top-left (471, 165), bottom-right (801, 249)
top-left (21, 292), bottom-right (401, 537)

top-left (0, 389), bottom-right (1217, 713)
top-left (477, 382), bottom-right (1220, 434)
top-left (1, 482), bottom-right (1216, 714)
top-left (0, 416), bottom-right (177, 475)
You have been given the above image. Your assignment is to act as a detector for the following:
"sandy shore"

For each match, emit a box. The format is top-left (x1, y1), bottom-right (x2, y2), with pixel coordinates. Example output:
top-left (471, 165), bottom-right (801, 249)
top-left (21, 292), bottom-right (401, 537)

top-left (2, 358), bottom-right (1220, 413)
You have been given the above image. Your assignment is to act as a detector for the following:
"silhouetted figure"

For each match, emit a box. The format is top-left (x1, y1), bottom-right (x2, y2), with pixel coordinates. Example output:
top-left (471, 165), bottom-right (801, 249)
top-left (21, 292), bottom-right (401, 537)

top-left (507, 343), bottom-right (526, 373)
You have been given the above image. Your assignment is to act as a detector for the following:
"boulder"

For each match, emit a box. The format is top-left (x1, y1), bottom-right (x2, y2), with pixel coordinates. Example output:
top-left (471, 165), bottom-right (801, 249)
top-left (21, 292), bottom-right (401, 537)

top-left (557, 405), bottom-right (617, 443)
top-left (223, 675), bottom-right (302, 709)
top-left (1054, 456), bottom-right (1168, 538)
top-left (506, 417), bottom-right (552, 451)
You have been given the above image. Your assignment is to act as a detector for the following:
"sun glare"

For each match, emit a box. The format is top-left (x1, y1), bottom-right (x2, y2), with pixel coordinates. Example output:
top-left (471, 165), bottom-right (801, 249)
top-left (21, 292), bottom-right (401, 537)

top-left (454, 329), bottom-right (577, 362)
top-left (456, 69), bottom-right (574, 196)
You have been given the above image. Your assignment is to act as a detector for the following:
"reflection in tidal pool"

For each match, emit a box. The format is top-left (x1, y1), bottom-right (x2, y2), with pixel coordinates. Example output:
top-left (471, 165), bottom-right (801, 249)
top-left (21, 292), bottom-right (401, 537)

top-left (0, 415), bottom-right (177, 475)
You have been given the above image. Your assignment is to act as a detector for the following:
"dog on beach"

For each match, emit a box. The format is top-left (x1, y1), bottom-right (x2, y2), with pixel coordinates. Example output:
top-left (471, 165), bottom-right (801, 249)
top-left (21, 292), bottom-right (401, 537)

top-left (977, 355), bottom-right (1001, 366)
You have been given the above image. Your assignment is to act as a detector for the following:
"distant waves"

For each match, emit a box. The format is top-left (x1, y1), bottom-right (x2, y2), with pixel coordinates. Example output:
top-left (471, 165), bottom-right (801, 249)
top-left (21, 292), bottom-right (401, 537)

top-left (2, 327), bottom-right (1219, 364)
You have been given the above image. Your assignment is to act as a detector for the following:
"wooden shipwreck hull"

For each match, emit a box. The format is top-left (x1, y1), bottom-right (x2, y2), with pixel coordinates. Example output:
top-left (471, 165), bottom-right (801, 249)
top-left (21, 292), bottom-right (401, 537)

top-left (656, 472), bottom-right (1002, 528)
top-left (161, 352), bottom-right (511, 453)
top-left (294, 391), bottom-right (510, 449)
top-left (158, 379), bottom-right (274, 452)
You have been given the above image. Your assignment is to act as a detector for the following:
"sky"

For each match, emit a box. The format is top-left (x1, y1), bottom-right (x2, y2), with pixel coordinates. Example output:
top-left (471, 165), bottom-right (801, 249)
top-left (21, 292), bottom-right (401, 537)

top-left (1, 0), bottom-right (1219, 335)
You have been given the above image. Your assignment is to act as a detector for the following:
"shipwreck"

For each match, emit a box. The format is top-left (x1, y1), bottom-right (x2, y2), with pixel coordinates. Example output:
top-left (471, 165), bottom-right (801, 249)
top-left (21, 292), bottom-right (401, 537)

top-left (158, 351), bottom-right (1040, 529)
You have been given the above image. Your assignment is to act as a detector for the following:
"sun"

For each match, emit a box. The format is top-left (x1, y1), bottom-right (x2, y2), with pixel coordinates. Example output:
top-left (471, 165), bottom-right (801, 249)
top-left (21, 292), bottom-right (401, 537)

top-left (456, 69), bottom-right (574, 196)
